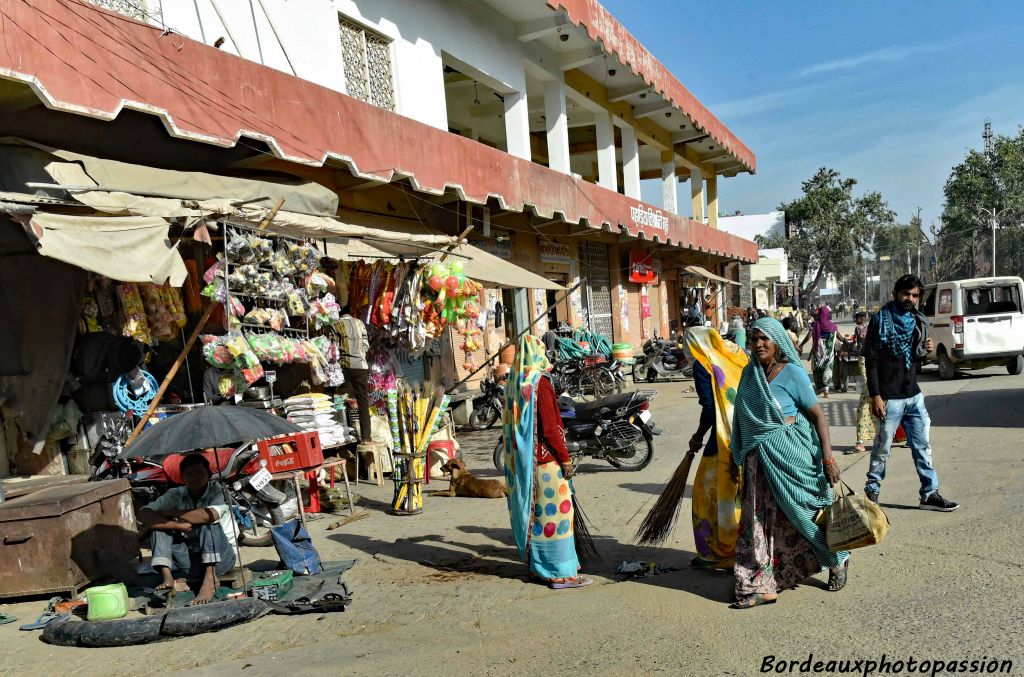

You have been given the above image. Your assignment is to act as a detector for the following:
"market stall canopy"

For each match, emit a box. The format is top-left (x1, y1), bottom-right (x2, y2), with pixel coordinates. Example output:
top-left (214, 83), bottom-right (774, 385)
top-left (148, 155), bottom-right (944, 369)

top-left (325, 237), bottom-right (562, 290)
top-left (23, 212), bottom-right (187, 286)
top-left (684, 265), bottom-right (741, 286)
top-left (0, 139), bottom-right (338, 217)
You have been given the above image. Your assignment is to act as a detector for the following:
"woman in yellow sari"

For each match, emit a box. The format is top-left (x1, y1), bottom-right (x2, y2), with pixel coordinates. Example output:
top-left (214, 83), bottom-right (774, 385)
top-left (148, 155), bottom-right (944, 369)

top-left (682, 327), bottom-right (749, 569)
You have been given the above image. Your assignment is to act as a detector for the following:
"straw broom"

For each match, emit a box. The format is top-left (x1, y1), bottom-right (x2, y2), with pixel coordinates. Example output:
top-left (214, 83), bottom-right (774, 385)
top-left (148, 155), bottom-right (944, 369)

top-left (571, 484), bottom-right (600, 564)
top-left (634, 447), bottom-right (698, 546)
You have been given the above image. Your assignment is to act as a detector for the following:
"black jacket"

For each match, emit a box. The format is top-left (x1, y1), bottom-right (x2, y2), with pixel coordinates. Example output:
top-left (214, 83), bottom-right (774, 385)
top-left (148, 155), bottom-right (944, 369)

top-left (863, 311), bottom-right (928, 400)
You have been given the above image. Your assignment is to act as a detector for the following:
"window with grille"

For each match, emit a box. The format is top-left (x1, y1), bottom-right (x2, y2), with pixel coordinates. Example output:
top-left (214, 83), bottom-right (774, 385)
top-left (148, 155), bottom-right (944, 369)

top-left (339, 17), bottom-right (395, 111)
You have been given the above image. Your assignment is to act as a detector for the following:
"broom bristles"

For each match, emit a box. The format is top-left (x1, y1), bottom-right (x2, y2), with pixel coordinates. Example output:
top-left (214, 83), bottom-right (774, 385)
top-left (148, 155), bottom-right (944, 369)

top-left (572, 494), bottom-right (601, 564)
top-left (635, 449), bottom-right (697, 546)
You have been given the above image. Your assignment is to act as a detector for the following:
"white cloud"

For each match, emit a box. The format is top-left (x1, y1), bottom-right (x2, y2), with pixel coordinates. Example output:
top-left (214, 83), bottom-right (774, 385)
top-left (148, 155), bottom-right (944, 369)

top-left (797, 42), bottom-right (960, 78)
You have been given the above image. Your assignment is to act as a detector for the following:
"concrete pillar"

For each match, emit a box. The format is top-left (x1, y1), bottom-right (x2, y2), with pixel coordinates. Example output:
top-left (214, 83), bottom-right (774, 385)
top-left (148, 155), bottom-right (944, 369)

top-left (543, 77), bottom-right (571, 174)
top-left (707, 174), bottom-right (719, 229)
top-left (595, 111), bottom-right (618, 192)
top-left (620, 124), bottom-right (641, 199)
top-left (660, 151), bottom-right (677, 214)
top-left (503, 90), bottom-right (532, 161)
top-left (690, 166), bottom-right (705, 222)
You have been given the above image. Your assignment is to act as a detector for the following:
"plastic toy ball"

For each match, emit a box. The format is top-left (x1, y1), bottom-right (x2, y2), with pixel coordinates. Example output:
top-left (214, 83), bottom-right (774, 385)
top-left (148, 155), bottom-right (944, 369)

top-left (445, 276), bottom-right (460, 292)
top-left (427, 275), bottom-right (443, 292)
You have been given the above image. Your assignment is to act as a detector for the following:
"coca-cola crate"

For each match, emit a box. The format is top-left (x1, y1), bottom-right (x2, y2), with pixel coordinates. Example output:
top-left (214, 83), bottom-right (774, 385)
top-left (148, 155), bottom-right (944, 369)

top-left (257, 431), bottom-right (323, 473)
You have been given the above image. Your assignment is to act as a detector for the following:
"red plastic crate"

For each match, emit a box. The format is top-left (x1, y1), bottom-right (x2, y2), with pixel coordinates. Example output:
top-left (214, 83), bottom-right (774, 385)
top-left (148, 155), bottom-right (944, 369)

top-left (257, 431), bottom-right (324, 473)
top-left (583, 355), bottom-right (606, 366)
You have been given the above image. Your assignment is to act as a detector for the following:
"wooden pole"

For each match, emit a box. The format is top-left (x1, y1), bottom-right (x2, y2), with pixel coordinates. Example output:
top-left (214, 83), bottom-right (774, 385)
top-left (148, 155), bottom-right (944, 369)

top-left (256, 198), bottom-right (286, 233)
top-left (439, 225), bottom-right (474, 262)
top-left (125, 302), bottom-right (220, 445)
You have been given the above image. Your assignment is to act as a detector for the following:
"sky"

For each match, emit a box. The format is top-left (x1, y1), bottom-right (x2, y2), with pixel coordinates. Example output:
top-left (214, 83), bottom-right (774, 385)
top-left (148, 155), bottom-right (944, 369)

top-left (608, 0), bottom-right (1024, 230)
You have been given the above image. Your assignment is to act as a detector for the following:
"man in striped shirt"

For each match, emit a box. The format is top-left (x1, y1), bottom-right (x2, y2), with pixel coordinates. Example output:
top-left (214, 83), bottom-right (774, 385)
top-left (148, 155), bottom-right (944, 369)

top-left (335, 309), bottom-right (371, 443)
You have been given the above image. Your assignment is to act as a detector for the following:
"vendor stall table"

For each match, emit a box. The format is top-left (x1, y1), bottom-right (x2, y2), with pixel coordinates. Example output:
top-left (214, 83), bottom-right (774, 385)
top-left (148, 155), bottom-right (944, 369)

top-left (271, 458), bottom-right (355, 528)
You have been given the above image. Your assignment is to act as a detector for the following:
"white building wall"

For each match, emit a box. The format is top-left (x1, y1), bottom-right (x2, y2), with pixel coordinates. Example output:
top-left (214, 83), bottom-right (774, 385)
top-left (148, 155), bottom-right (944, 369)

top-left (718, 211), bottom-right (785, 242)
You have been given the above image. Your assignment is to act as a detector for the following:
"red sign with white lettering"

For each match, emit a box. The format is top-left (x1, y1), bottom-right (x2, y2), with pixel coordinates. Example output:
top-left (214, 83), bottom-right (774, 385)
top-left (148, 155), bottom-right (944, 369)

top-left (629, 250), bottom-right (658, 284)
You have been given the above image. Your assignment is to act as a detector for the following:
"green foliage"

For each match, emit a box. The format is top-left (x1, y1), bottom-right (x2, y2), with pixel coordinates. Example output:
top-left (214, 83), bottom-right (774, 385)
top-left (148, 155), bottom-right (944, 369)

top-left (938, 127), bottom-right (1024, 280)
top-left (778, 168), bottom-right (895, 300)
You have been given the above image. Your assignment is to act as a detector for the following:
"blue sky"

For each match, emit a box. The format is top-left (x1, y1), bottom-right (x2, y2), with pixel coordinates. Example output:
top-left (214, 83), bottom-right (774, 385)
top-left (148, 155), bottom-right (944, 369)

top-left (610, 1), bottom-right (1024, 230)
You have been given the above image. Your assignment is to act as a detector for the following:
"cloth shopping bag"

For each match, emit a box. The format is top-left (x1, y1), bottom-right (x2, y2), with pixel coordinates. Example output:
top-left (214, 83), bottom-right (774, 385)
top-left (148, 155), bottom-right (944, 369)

top-left (816, 480), bottom-right (891, 552)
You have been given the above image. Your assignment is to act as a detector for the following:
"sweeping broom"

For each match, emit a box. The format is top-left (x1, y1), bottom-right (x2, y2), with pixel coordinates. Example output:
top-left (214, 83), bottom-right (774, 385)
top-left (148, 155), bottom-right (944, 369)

top-left (571, 482), bottom-right (600, 564)
top-left (634, 447), bottom-right (698, 546)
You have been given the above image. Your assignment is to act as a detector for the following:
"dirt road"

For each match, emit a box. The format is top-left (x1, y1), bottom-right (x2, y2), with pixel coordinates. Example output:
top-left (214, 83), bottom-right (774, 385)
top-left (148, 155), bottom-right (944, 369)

top-left (2, 359), bottom-right (1021, 676)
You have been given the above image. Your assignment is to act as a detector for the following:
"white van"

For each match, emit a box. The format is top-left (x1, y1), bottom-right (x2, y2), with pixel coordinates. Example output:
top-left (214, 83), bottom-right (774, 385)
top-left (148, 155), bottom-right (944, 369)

top-left (920, 276), bottom-right (1024, 379)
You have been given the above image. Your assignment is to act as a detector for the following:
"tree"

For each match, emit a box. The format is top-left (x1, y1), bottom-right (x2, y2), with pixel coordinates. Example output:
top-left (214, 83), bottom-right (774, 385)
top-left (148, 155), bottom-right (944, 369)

top-left (938, 126), bottom-right (1024, 280)
top-left (778, 168), bottom-right (895, 303)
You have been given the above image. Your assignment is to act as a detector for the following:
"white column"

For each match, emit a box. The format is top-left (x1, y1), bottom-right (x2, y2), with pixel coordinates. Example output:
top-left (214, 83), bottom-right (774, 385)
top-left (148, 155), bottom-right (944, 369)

top-left (661, 153), bottom-right (678, 214)
top-left (543, 77), bottom-right (571, 174)
top-left (620, 124), bottom-right (641, 199)
top-left (503, 90), bottom-right (532, 161)
top-left (690, 165), bottom-right (705, 222)
top-left (595, 110), bottom-right (617, 192)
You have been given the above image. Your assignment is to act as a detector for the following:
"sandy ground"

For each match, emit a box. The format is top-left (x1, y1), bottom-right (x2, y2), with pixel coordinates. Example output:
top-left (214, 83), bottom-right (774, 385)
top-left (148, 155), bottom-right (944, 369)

top-left (2, 337), bottom-right (1023, 676)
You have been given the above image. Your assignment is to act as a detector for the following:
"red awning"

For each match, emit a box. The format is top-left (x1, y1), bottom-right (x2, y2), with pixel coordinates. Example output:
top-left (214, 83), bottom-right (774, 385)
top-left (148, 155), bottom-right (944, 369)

top-left (0, 0), bottom-right (758, 263)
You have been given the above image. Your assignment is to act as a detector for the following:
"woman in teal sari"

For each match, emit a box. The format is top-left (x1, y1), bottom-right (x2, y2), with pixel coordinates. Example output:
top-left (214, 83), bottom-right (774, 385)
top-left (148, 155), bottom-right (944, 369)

top-left (730, 318), bottom-right (849, 608)
top-left (502, 335), bottom-right (591, 589)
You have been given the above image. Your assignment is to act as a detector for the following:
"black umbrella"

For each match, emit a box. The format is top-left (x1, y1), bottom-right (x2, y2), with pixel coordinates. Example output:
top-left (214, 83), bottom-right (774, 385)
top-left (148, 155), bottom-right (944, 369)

top-left (119, 405), bottom-right (302, 459)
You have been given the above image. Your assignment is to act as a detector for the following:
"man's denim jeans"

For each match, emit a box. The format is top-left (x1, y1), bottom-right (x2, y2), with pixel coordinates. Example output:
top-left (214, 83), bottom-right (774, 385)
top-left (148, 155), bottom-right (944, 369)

top-left (865, 392), bottom-right (939, 500)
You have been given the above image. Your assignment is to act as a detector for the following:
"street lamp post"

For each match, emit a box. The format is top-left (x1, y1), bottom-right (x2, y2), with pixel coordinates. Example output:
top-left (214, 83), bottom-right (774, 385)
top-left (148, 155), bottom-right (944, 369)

top-left (978, 207), bottom-right (1011, 277)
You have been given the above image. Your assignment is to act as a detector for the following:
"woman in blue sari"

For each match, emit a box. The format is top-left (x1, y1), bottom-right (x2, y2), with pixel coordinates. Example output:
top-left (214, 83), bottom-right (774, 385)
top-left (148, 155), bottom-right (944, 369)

top-left (731, 318), bottom-right (849, 608)
top-left (502, 335), bottom-right (591, 589)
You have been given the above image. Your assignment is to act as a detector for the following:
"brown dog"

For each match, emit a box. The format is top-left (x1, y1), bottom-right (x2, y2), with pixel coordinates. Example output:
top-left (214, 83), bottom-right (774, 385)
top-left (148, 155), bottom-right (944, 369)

top-left (432, 458), bottom-right (507, 499)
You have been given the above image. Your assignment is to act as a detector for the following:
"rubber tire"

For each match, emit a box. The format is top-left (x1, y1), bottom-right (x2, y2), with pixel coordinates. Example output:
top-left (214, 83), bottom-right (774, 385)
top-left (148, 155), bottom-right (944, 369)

top-left (631, 362), bottom-right (647, 384)
top-left (1008, 355), bottom-right (1024, 376)
top-left (606, 436), bottom-right (655, 472)
top-left (492, 437), bottom-right (505, 474)
top-left (937, 350), bottom-right (957, 380)
top-left (469, 402), bottom-right (500, 431)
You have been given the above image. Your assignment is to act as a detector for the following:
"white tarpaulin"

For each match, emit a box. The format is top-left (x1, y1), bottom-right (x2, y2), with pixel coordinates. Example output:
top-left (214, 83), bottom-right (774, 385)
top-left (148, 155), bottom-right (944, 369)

top-left (24, 212), bottom-right (187, 285)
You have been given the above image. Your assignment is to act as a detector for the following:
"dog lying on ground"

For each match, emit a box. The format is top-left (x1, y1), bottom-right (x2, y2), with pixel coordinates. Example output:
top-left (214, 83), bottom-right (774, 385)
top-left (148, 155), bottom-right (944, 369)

top-left (430, 458), bottom-right (507, 499)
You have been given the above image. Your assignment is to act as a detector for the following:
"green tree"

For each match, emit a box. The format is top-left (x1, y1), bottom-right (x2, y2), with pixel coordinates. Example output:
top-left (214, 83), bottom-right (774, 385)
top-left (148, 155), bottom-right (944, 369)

top-left (778, 168), bottom-right (895, 302)
top-left (938, 126), bottom-right (1024, 280)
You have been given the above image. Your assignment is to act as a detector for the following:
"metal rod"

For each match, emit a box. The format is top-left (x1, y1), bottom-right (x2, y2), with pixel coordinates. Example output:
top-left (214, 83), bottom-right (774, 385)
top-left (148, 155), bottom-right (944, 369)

top-left (445, 278), bottom-right (585, 394)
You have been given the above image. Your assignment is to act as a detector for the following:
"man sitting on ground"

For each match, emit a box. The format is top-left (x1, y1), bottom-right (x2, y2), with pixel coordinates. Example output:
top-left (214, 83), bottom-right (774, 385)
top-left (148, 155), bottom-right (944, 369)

top-left (139, 454), bottom-right (238, 604)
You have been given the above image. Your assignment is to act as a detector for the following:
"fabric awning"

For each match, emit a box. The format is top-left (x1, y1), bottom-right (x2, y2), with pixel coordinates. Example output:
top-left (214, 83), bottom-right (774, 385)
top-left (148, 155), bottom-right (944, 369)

top-left (24, 213), bottom-right (187, 285)
top-left (684, 264), bottom-right (741, 286)
top-left (324, 238), bottom-right (562, 290)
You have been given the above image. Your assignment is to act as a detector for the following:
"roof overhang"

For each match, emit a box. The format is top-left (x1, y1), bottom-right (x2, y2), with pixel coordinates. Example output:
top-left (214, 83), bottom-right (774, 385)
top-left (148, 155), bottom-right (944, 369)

top-left (0, 0), bottom-right (757, 263)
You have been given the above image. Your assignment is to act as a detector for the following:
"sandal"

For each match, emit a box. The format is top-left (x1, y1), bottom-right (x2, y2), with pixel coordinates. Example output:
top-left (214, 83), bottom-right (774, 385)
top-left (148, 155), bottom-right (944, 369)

top-left (549, 576), bottom-right (593, 590)
top-left (828, 560), bottom-right (849, 592)
top-left (729, 593), bottom-right (777, 609)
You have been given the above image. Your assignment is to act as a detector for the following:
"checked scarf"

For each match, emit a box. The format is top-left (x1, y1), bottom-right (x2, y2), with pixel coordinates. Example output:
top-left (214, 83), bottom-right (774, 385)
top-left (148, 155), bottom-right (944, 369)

top-left (877, 301), bottom-right (917, 368)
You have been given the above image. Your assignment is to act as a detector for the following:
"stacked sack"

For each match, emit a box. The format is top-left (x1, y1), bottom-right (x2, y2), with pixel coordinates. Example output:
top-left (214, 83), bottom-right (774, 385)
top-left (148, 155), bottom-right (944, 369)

top-left (283, 393), bottom-right (355, 448)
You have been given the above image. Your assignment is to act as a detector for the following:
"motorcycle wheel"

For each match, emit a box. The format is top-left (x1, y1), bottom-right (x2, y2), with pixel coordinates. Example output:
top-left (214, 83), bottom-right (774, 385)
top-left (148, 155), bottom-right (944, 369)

top-left (492, 437), bottom-right (505, 474)
top-left (239, 527), bottom-right (274, 548)
top-left (469, 402), bottom-right (501, 430)
top-left (631, 362), bottom-right (649, 384)
top-left (606, 437), bottom-right (654, 471)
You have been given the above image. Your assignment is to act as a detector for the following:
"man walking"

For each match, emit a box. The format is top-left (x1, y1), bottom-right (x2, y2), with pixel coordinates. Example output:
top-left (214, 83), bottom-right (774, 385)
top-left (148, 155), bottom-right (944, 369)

top-left (335, 307), bottom-right (372, 443)
top-left (863, 274), bottom-right (958, 511)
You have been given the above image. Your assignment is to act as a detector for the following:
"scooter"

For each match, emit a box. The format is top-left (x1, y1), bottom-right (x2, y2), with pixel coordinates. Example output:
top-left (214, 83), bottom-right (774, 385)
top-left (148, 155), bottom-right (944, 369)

top-left (90, 417), bottom-right (295, 547)
top-left (632, 333), bottom-right (693, 383)
top-left (492, 389), bottom-right (657, 474)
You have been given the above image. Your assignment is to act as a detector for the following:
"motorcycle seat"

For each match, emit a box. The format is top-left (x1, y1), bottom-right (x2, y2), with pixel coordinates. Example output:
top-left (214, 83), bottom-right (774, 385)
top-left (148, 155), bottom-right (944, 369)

top-left (571, 392), bottom-right (634, 421)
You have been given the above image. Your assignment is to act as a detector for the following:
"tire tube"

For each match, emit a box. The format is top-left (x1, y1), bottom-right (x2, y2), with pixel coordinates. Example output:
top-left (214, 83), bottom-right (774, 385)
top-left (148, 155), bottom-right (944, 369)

top-left (42, 598), bottom-right (270, 647)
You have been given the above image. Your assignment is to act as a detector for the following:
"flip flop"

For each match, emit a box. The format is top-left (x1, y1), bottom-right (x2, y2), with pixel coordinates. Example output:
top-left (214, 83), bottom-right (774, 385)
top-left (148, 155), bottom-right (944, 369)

top-left (549, 576), bottom-right (592, 590)
top-left (729, 594), bottom-right (777, 609)
top-left (19, 611), bottom-right (70, 631)
top-left (0, 613), bottom-right (16, 625)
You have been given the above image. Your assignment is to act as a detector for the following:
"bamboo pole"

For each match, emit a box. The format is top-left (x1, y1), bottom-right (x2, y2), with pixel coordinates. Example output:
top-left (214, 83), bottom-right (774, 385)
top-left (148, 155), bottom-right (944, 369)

top-left (438, 225), bottom-right (474, 262)
top-left (125, 302), bottom-right (219, 445)
top-left (256, 197), bottom-right (286, 233)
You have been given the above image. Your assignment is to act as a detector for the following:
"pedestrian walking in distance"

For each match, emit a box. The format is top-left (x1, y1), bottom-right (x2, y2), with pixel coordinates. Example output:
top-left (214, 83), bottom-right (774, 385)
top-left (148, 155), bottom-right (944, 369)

top-left (863, 274), bottom-right (959, 511)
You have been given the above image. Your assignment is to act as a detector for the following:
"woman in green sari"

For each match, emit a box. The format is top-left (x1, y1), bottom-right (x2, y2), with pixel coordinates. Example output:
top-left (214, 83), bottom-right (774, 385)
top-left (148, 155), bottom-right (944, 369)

top-left (730, 317), bottom-right (849, 608)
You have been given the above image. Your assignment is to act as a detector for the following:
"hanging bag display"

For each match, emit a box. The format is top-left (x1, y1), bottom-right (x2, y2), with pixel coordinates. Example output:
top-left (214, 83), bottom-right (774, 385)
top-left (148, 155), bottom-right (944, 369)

top-left (817, 480), bottom-right (891, 552)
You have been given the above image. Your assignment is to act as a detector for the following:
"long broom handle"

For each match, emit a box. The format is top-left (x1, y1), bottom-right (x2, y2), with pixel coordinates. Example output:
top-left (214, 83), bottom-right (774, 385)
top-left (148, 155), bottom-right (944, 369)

top-left (445, 278), bottom-right (585, 394)
top-left (125, 301), bottom-right (219, 445)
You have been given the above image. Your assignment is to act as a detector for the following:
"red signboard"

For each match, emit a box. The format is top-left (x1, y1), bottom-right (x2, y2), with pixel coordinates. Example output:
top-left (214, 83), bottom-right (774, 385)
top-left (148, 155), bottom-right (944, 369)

top-left (629, 251), bottom-right (658, 284)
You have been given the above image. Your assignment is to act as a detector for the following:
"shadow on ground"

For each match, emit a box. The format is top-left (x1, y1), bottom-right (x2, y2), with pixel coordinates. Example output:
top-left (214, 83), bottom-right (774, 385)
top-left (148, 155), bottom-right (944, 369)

top-left (925, 387), bottom-right (1023, 428)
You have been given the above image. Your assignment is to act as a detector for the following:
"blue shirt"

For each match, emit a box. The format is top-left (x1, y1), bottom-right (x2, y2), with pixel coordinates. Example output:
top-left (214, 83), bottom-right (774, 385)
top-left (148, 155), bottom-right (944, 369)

top-left (692, 362), bottom-right (718, 457)
top-left (769, 363), bottom-right (818, 418)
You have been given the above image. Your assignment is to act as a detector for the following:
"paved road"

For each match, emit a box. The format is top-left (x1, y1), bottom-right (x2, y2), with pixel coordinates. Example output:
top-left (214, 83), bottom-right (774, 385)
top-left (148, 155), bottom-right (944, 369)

top-left (2, 356), bottom-right (1022, 676)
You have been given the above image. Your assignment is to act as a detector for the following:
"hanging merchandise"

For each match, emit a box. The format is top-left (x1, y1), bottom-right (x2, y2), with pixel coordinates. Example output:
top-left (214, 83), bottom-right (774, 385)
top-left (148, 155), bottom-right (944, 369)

top-left (138, 283), bottom-right (176, 342)
top-left (117, 282), bottom-right (152, 345)
top-left (366, 347), bottom-right (399, 416)
top-left (112, 369), bottom-right (159, 416)
top-left (80, 294), bottom-right (101, 333)
top-left (159, 283), bottom-right (187, 329)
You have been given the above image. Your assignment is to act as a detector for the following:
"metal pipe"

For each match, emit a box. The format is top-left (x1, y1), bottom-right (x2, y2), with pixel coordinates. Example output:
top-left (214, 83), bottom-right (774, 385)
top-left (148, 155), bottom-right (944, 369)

top-left (209, 0), bottom-right (246, 59)
top-left (256, 0), bottom-right (297, 76)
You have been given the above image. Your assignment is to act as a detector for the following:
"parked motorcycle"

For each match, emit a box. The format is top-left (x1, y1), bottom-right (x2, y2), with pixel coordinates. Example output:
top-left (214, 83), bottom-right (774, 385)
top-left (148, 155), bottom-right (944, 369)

top-left (90, 416), bottom-right (295, 547)
top-left (468, 373), bottom-right (506, 430)
top-left (492, 389), bottom-right (656, 474)
top-left (551, 355), bottom-right (621, 400)
top-left (632, 333), bottom-right (693, 383)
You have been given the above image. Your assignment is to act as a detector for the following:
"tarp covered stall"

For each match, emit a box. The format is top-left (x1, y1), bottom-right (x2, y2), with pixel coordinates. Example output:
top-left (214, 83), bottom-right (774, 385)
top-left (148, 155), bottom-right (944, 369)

top-left (684, 264), bottom-right (741, 286)
top-left (23, 213), bottom-right (188, 286)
